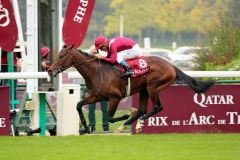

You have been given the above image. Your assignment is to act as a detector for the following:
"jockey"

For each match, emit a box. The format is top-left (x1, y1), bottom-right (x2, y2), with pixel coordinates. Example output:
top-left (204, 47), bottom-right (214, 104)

top-left (94, 36), bottom-right (142, 77)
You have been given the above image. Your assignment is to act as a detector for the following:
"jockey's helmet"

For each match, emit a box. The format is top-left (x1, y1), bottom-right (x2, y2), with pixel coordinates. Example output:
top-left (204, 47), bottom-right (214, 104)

top-left (41, 47), bottom-right (50, 58)
top-left (95, 36), bottom-right (107, 50)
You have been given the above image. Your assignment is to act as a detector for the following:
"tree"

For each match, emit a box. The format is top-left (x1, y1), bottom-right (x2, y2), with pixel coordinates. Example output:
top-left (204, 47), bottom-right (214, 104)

top-left (196, 10), bottom-right (240, 71)
top-left (105, 0), bottom-right (158, 36)
top-left (105, 0), bottom-right (231, 37)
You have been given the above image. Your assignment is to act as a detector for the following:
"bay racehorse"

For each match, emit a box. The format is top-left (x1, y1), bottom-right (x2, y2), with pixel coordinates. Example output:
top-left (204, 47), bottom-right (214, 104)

top-left (48, 45), bottom-right (215, 134)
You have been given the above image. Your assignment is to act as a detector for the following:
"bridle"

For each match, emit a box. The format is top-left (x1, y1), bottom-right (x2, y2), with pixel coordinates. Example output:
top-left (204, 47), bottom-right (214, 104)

top-left (54, 47), bottom-right (97, 74)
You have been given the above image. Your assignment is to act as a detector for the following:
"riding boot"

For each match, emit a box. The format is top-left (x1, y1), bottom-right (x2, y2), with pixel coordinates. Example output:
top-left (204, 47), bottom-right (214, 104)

top-left (120, 60), bottom-right (134, 77)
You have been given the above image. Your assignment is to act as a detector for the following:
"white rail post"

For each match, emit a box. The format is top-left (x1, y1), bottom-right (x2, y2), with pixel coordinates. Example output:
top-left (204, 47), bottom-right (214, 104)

top-left (26, 0), bottom-right (38, 94)
top-left (57, 84), bottom-right (80, 136)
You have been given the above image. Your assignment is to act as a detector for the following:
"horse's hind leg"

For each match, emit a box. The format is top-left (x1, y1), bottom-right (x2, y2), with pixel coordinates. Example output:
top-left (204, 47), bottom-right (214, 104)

top-left (107, 97), bottom-right (131, 123)
top-left (115, 90), bottom-right (148, 133)
top-left (108, 113), bottom-right (131, 123)
top-left (140, 92), bottom-right (162, 121)
top-left (136, 89), bottom-right (163, 133)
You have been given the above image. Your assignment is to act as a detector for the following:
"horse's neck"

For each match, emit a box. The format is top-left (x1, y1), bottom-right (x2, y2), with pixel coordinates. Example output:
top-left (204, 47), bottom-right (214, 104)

top-left (73, 51), bottom-right (99, 85)
top-left (72, 50), bottom-right (123, 93)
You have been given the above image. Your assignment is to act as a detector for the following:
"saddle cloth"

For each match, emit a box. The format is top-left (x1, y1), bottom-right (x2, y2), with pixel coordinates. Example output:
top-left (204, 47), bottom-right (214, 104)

top-left (117, 56), bottom-right (149, 77)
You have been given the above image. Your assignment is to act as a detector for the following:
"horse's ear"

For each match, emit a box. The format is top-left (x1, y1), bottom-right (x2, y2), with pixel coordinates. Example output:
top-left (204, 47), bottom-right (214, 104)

top-left (70, 44), bottom-right (74, 49)
top-left (62, 44), bottom-right (74, 49)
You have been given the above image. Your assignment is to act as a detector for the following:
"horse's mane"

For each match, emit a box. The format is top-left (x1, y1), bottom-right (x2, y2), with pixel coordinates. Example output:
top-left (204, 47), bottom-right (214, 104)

top-left (60, 46), bottom-right (118, 73)
top-left (76, 49), bottom-right (95, 58)
top-left (62, 44), bottom-right (95, 58)
top-left (76, 48), bottom-right (122, 73)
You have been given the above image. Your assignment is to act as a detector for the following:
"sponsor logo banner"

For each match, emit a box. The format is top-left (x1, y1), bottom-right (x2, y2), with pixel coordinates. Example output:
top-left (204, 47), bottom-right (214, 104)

top-left (132, 85), bottom-right (240, 134)
top-left (117, 56), bottom-right (149, 77)
top-left (0, 0), bottom-right (18, 52)
top-left (0, 86), bottom-right (10, 135)
top-left (62, 0), bottom-right (95, 48)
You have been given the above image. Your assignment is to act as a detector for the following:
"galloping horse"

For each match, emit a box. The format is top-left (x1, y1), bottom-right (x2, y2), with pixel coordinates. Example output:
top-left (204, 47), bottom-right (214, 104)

top-left (48, 45), bottom-right (214, 133)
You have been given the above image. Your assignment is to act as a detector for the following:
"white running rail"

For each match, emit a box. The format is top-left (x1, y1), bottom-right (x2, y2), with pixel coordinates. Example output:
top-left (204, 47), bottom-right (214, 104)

top-left (0, 72), bottom-right (51, 81)
top-left (67, 71), bottom-right (240, 79)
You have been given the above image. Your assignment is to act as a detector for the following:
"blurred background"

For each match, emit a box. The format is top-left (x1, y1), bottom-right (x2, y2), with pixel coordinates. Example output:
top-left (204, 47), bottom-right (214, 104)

top-left (18, 0), bottom-right (240, 71)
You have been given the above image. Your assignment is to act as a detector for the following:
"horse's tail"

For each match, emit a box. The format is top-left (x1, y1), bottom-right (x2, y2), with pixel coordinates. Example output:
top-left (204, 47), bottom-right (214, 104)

top-left (173, 66), bottom-right (215, 93)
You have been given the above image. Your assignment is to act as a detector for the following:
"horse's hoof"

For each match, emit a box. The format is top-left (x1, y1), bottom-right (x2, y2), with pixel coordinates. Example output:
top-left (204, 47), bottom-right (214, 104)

top-left (127, 108), bottom-right (138, 116)
top-left (86, 127), bottom-right (90, 134)
top-left (79, 127), bottom-right (90, 135)
top-left (136, 128), bottom-right (142, 134)
top-left (79, 129), bottom-right (86, 135)
top-left (114, 129), bottom-right (123, 134)
top-left (114, 125), bottom-right (128, 133)
top-left (135, 119), bottom-right (144, 133)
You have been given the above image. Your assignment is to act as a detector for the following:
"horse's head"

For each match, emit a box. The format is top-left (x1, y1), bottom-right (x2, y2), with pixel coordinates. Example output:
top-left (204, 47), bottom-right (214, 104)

top-left (48, 44), bottom-right (75, 77)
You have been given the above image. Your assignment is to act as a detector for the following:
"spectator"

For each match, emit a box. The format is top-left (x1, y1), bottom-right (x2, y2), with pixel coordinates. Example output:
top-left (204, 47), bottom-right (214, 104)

top-left (41, 47), bottom-right (51, 71)
top-left (82, 45), bottom-right (109, 132)
top-left (88, 101), bottom-right (109, 132)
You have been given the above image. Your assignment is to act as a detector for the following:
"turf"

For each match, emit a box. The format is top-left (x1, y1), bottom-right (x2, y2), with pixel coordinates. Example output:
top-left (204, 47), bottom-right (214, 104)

top-left (1, 110), bottom-right (239, 160)
top-left (0, 134), bottom-right (239, 160)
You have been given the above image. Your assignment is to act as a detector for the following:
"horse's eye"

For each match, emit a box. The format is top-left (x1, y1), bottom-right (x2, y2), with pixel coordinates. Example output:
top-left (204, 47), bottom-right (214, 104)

top-left (59, 52), bottom-right (66, 58)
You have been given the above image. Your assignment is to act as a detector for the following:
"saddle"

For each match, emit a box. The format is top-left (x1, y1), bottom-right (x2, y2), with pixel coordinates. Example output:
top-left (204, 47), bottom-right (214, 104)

top-left (117, 56), bottom-right (149, 78)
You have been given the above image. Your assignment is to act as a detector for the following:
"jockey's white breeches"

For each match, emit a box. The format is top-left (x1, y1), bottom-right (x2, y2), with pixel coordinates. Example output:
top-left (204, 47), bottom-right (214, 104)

top-left (116, 44), bottom-right (142, 63)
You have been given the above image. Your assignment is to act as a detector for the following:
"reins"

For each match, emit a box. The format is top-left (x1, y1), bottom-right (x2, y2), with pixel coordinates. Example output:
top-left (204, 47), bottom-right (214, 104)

top-left (71, 57), bottom-right (97, 68)
top-left (56, 48), bottom-right (104, 85)
top-left (69, 51), bottom-right (104, 85)
top-left (60, 50), bottom-right (97, 71)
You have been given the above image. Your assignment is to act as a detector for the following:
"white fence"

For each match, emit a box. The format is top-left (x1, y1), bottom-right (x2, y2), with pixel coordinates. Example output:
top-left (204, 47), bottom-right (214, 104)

top-left (0, 72), bottom-right (50, 81)
top-left (68, 71), bottom-right (240, 79)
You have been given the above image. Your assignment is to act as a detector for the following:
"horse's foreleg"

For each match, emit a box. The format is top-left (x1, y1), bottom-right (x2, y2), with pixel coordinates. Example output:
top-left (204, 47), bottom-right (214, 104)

top-left (124, 91), bottom-right (148, 126)
top-left (76, 94), bottom-right (97, 134)
top-left (76, 100), bottom-right (90, 134)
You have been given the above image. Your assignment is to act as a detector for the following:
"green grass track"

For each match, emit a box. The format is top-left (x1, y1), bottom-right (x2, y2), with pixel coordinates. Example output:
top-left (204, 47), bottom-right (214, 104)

top-left (0, 134), bottom-right (239, 160)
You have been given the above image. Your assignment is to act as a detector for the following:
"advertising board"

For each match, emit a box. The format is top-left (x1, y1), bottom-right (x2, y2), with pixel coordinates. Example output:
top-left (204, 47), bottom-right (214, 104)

top-left (132, 85), bottom-right (240, 134)
top-left (0, 86), bottom-right (10, 135)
